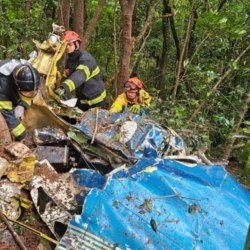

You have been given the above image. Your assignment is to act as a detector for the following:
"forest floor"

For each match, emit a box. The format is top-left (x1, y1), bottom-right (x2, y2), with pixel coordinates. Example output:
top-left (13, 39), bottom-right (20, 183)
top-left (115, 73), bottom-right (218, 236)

top-left (0, 160), bottom-right (249, 250)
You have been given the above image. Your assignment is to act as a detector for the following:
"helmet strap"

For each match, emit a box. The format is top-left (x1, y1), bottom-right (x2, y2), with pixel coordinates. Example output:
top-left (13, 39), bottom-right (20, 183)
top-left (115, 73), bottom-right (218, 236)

top-left (74, 41), bottom-right (80, 50)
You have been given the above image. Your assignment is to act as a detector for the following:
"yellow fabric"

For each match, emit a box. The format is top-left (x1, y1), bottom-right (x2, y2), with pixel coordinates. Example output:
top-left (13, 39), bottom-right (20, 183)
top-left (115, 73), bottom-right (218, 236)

top-left (41, 40), bottom-right (67, 102)
top-left (110, 90), bottom-right (152, 113)
top-left (0, 101), bottom-right (13, 110)
top-left (19, 94), bottom-right (33, 106)
top-left (11, 123), bottom-right (26, 138)
top-left (80, 90), bottom-right (106, 106)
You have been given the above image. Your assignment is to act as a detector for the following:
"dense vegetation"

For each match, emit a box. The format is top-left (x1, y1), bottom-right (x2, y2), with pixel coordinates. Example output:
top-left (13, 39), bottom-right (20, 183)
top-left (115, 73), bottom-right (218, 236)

top-left (0, 0), bottom-right (249, 184)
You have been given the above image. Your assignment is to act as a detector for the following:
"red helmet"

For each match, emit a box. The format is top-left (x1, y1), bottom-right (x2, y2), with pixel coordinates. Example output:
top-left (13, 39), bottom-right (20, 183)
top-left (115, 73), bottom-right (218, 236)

top-left (124, 77), bottom-right (144, 92)
top-left (62, 30), bottom-right (81, 43)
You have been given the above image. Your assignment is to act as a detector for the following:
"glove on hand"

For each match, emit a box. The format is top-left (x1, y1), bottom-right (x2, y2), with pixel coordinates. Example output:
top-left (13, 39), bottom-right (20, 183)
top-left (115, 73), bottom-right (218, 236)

top-left (129, 104), bottom-right (141, 114)
top-left (55, 87), bottom-right (67, 100)
top-left (14, 105), bottom-right (25, 119)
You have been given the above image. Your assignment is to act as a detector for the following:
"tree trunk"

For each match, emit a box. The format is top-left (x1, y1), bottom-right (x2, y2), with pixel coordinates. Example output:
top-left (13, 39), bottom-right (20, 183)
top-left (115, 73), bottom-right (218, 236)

top-left (169, 8), bottom-right (180, 60)
top-left (156, 0), bottom-right (170, 99)
top-left (172, 2), bottom-right (194, 101)
top-left (82, 0), bottom-right (107, 48)
top-left (59, 0), bottom-right (70, 30)
top-left (74, 0), bottom-right (84, 42)
top-left (117, 0), bottom-right (137, 94)
top-left (222, 90), bottom-right (250, 160)
top-left (112, 0), bottom-right (119, 97)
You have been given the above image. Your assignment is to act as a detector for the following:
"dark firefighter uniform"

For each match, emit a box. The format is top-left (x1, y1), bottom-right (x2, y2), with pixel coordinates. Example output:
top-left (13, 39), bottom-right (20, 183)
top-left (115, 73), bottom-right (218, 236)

top-left (62, 49), bottom-right (108, 111)
top-left (0, 60), bottom-right (33, 140)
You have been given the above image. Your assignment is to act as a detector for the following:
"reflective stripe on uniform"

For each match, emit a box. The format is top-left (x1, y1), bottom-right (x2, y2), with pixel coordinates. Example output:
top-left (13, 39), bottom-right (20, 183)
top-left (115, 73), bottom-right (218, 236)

top-left (80, 90), bottom-right (106, 106)
top-left (0, 101), bottom-right (13, 110)
top-left (64, 79), bottom-right (75, 92)
top-left (11, 123), bottom-right (26, 138)
top-left (111, 101), bottom-right (123, 112)
top-left (77, 65), bottom-right (100, 81)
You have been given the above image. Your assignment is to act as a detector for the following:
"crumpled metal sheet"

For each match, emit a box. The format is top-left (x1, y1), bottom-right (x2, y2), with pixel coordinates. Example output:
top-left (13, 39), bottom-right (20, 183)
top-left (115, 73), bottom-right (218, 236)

top-left (0, 112), bottom-right (12, 144)
top-left (30, 160), bottom-right (84, 239)
top-left (57, 159), bottom-right (250, 250)
top-left (0, 157), bottom-right (8, 178)
top-left (4, 142), bottom-right (31, 159)
top-left (6, 154), bottom-right (36, 183)
top-left (23, 91), bottom-right (70, 132)
top-left (75, 109), bottom-right (186, 160)
top-left (0, 180), bottom-right (21, 231)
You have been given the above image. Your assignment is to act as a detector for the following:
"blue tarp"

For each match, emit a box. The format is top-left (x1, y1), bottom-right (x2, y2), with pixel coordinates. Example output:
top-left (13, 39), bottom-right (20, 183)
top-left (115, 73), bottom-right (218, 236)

top-left (57, 158), bottom-right (250, 250)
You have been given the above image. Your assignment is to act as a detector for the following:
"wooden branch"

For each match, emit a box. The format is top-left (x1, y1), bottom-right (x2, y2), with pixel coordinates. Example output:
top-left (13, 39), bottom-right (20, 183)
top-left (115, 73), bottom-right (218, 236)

top-left (172, 2), bottom-right (195, 100)
top-left (0, 211), bottom-right (27, 250)
top-left (83, 0), bottom-right (107, 48)
top-left (197, 150), bottom-right (213, 165)
top-left (91, 108), bottom-right (99, 144)
top-left (180, 33), bottom-right (210, 82)
top-left (135, 0), bottom-right (161, 45)
top-left (188, 44), bottom-right (250, 123)
top-left (169, 9), bottom-right (180, 60)
top-left (132, 28), bottom-right (152, 73)
top-left (222, 89), bottom-right (250, 160)
top-left (218, 0), bottom-right (227, 11)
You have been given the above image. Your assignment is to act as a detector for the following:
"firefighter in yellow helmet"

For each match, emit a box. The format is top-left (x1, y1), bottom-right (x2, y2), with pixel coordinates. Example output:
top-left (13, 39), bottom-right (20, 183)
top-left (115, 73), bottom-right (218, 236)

top-left (110, 76), bottom-right (152, 114)
top-left (0, 60), bottom-right (41, 140)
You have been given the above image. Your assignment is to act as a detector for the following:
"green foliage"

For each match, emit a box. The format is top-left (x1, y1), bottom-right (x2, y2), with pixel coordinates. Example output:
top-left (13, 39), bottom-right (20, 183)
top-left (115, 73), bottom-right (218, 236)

top-left (238, 127), bottom-right (250, 181)
top-left (0, 0), bottom-right (249, 163)
top-left (0, 0), bottom-right (57, 58)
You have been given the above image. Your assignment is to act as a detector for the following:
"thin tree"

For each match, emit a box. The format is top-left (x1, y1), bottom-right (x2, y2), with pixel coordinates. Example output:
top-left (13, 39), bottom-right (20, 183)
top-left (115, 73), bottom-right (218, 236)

top-left (156, 0), bottom-right (170, 99)
top-left (117, 0), bottom-right (137, 94)
top-left (59, 0), bottom-right (70, 30)
top-left (82, 0), bottom-right (107, 48)
top-left (74, 0), bottom-right (84, 42)
top-left (222, 89), bottom-right (250, 160)
top-left (172, 1), bottom-right (195, 100)
top-left (112, 0), bottom-right (119, 96)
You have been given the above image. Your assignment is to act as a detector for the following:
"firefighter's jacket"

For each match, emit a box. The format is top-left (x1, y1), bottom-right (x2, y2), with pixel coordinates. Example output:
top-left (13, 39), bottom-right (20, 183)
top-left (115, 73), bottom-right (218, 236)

top-left (0, 59), bottom-right (33, 140)
top-left (110, 89), bottom-right (152, 113)
top-left (62, 49), bottom-right (106, 107)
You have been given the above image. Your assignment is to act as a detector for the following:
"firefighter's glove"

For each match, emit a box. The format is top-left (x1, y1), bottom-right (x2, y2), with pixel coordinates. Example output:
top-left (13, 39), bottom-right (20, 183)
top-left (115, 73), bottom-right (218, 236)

top-left (55, 86), bottom-right (67, 100)
top-left (14, 105), bottom-right (25, 119)
top-left (129, 104), bottom-right (141, 114)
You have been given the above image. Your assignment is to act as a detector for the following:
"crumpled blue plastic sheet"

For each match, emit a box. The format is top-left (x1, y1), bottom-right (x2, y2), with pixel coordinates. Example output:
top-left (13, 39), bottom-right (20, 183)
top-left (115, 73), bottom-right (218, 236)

top-left (74, 109), bottom-right (186, 159)
top-left (57, 158), bottom-right (250, 250)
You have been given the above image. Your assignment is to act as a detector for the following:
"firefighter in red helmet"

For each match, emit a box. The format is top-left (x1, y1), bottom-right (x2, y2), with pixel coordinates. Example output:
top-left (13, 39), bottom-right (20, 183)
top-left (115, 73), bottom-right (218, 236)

top-left (110, 75), bottom-right (152, 114)
top-left (55, 30), bottom-right (108, 111)
top-left (0, 59), bottom-right (41, 140)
